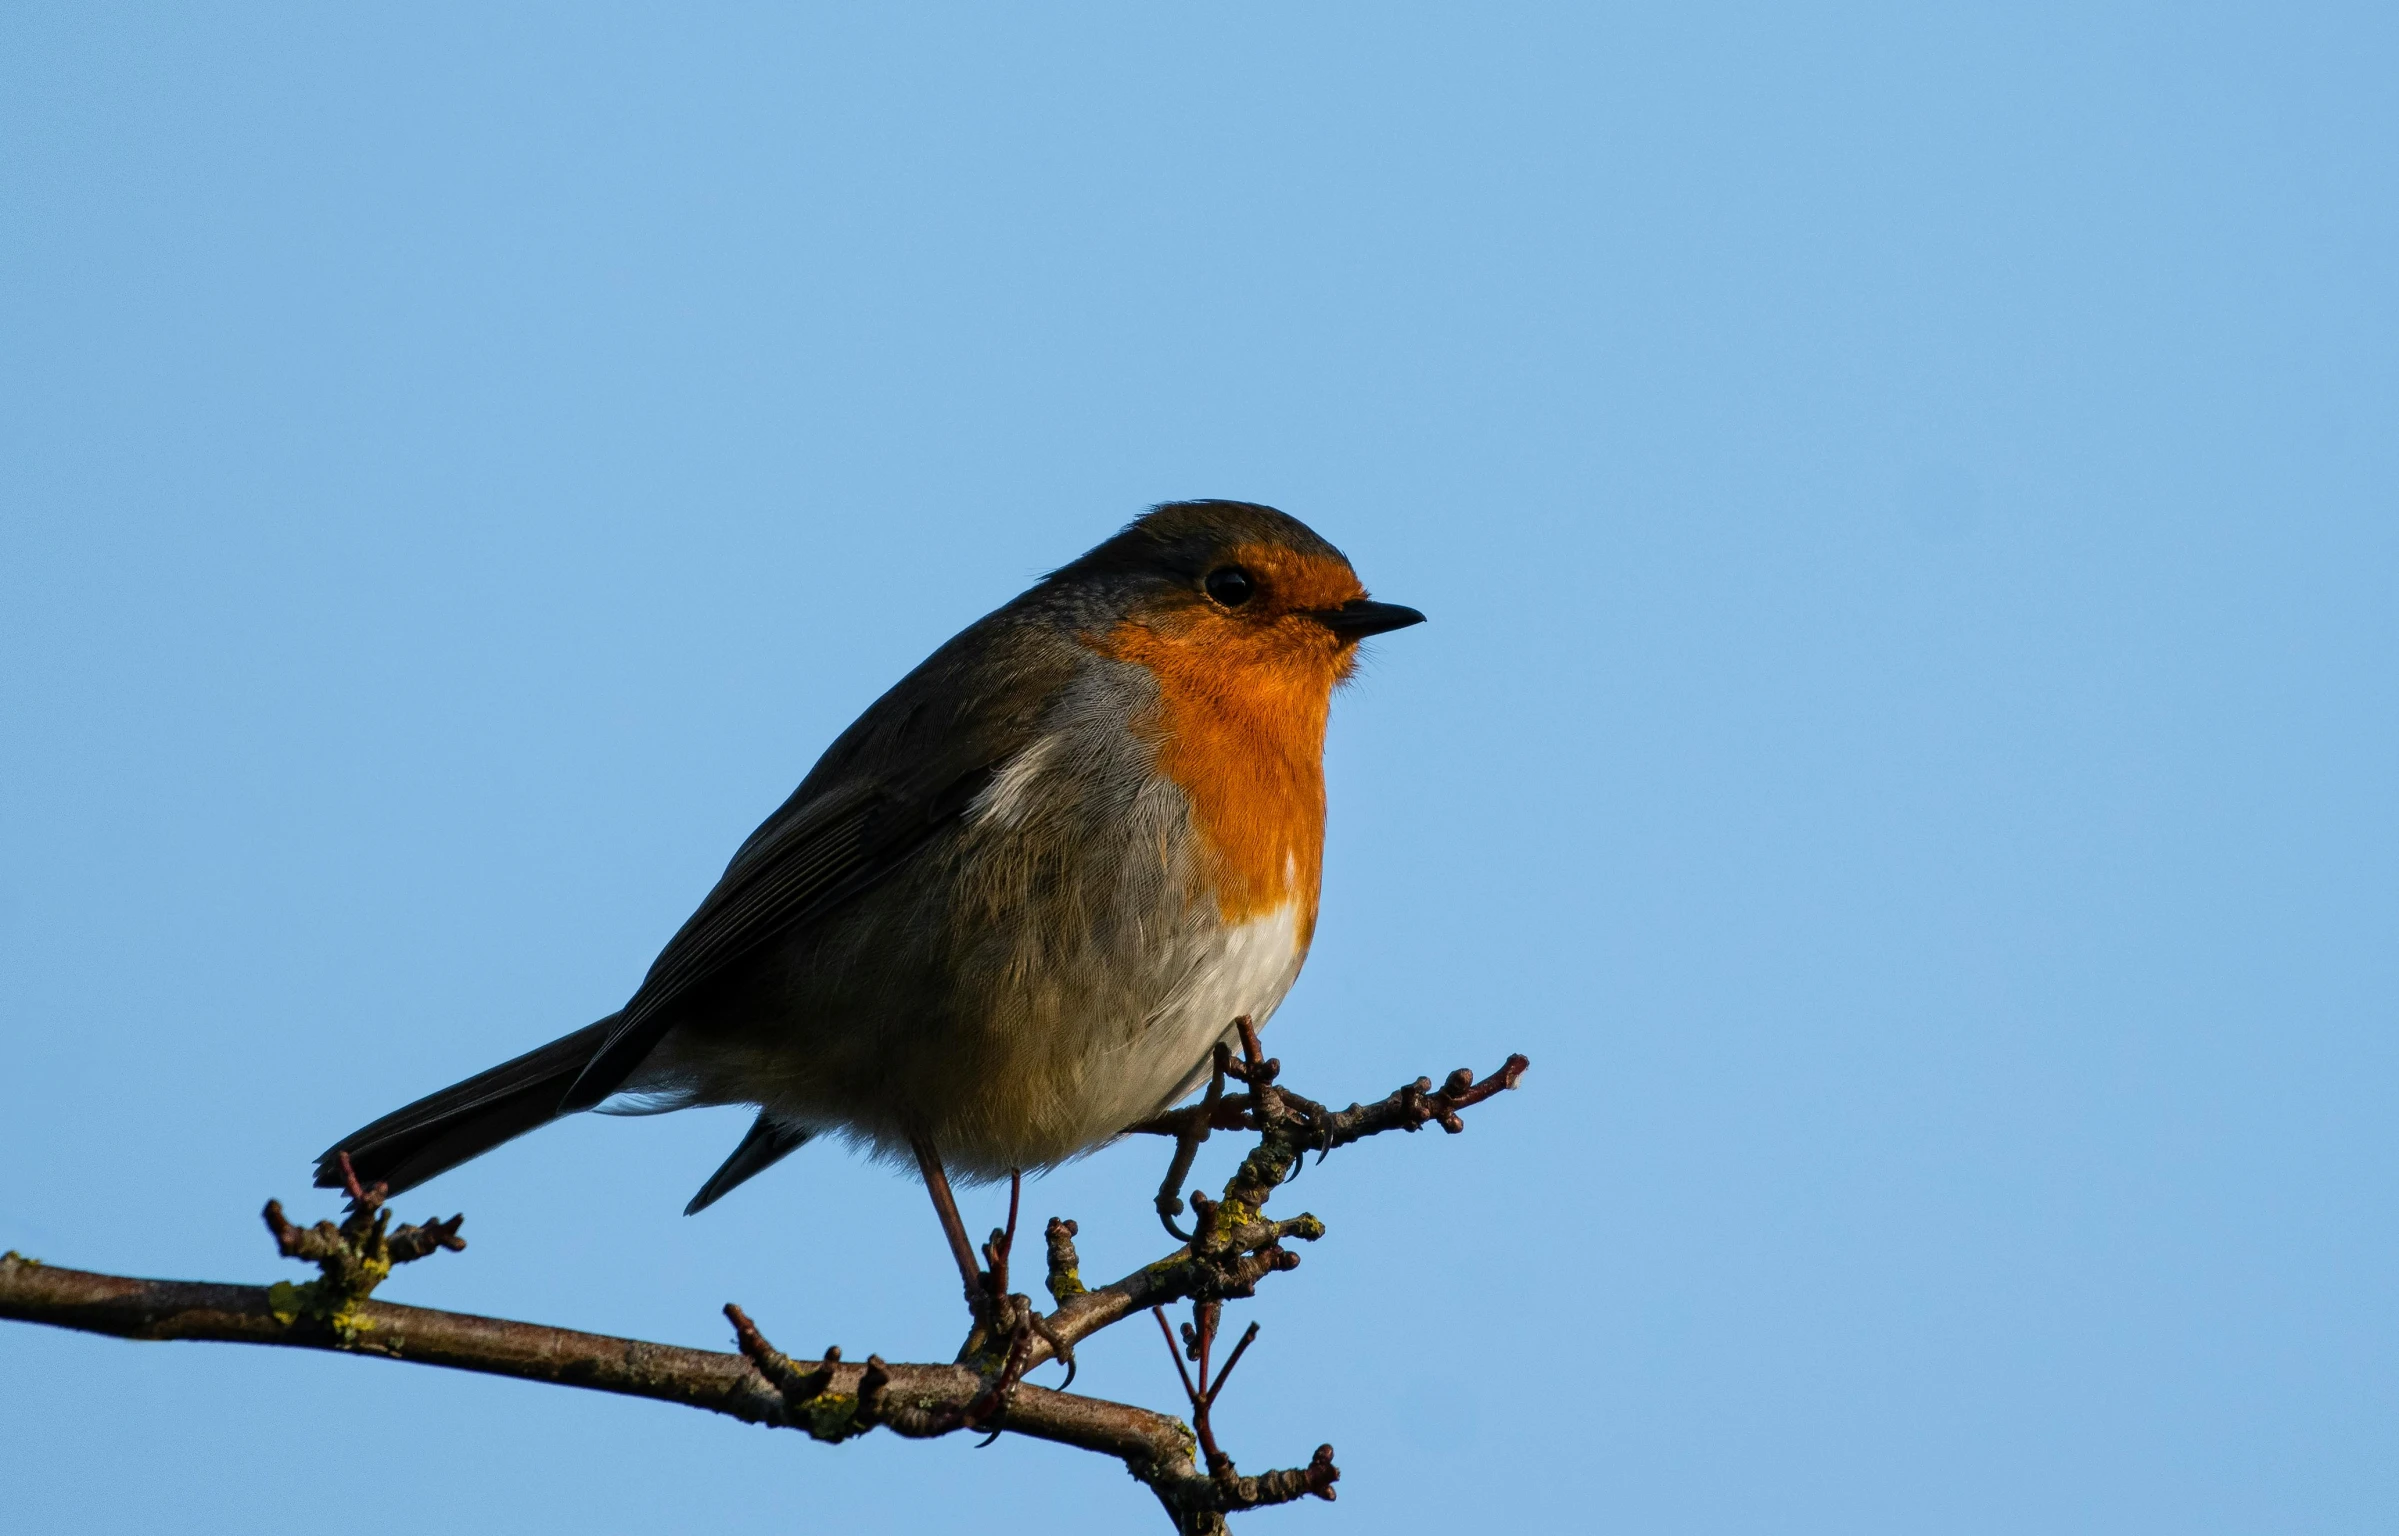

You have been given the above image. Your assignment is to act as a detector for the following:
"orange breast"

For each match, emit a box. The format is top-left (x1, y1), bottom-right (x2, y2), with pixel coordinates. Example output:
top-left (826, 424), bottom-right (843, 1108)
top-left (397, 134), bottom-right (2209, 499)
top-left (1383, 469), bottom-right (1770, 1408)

top-left (1096, 620), bottom-right (1336, 941)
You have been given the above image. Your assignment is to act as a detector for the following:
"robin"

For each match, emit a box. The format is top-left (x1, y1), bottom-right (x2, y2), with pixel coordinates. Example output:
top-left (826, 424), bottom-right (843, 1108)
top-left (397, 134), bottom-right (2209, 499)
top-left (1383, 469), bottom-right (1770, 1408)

top-left (318, 500), bottom-right (1424, 1295)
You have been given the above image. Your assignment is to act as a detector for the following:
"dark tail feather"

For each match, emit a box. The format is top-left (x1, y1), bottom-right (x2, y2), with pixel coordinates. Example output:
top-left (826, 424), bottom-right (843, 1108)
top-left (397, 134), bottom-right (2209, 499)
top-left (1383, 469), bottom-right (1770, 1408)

top-left (315, 1015), bottom-right (622, 1196)
top-left (685, 1112), bottom-right (813, 1215)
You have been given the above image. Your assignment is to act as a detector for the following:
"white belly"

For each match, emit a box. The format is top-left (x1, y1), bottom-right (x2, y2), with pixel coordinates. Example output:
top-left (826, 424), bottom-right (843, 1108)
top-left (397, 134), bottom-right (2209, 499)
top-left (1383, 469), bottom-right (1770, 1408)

top-left (1065, 900), bottom-right (1306, 1149)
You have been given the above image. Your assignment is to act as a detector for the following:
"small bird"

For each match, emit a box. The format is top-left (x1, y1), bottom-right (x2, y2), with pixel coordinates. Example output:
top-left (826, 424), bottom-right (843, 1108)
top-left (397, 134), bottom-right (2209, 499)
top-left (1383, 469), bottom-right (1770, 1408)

top-left (318, 501), bottom-right (1422, 1269)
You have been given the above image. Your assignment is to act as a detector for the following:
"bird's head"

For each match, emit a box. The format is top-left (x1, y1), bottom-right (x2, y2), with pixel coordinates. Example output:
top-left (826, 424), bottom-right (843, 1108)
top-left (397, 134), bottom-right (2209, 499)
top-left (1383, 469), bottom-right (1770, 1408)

top-left (1051, 500), bottom-right (1424, 691)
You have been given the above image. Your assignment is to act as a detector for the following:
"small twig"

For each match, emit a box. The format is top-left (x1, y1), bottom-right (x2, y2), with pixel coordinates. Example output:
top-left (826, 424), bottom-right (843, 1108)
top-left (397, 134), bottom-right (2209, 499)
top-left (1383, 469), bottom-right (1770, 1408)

top-left (1160, 1298), bottom-right (1259, 1482)
top-left (1310, 1053), bottom-right (1531, 1157)
top-left (1153, 1302), bottom-right (1227, 1478)
top-left (1203, 1321), bottom-right (1260, 1415)
top-left (725, 1303), bottom-right (843, 1416)
top-left (258, 1157), bottom-right (464, 1333)
top-left (1153, 1305), bottom-right (1203, 1407)
top-left (1044, 1217), bottom-right (1085, 1307)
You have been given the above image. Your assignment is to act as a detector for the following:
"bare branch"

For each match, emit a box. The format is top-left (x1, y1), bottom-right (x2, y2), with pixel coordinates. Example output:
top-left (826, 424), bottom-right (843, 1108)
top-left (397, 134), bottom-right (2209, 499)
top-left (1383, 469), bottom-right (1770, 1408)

top-left (0, 1252), bottom-right (1180, 1461)
top-left (0, 1047), bottom-right (1527, 1533)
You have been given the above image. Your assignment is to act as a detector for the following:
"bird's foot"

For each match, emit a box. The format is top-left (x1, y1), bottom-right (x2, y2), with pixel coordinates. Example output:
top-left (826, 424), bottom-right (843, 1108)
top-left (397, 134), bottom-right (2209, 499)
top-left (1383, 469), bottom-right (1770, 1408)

top-left (953, 1173), bottom-right (1087, 1444)
top-left (959, 1169), bottom-right (1075, 1388)
top-left (958, 1296), bottom-right (1075, 1444)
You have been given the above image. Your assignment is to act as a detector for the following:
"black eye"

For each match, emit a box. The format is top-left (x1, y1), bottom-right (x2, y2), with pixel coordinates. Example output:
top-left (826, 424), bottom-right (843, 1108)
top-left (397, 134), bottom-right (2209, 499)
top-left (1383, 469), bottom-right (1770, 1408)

top-left (1204, 566), bottom-right (1255, 608)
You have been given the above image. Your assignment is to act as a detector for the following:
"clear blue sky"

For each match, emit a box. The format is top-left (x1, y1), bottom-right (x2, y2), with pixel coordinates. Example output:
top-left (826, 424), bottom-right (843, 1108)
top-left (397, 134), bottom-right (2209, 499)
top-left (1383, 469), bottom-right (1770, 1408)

top-left (4, 6), bottom-right (2392, 1532)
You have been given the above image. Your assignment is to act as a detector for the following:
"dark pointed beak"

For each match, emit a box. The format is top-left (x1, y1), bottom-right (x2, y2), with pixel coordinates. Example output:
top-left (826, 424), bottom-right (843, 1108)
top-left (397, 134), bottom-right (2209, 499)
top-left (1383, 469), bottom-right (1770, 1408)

top-left (1309, 598), bottom-right (1427, 639)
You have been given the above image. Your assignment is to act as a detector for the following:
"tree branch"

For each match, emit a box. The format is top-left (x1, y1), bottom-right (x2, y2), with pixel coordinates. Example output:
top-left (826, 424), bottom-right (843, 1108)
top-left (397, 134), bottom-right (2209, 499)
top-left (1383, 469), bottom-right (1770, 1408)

top-left (1, 1047), bottom-right (1528, 1533)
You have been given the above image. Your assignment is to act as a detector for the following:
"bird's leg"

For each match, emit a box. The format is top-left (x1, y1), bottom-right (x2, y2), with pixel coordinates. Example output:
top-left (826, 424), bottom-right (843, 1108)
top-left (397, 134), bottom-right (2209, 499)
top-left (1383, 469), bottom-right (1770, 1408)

top-left (908, 1137), bottom-right (985, 1314)
top-left (908, 1142), bottom-right (1041, 1358)
top-left (1153, 1044), bottom-right (1231, 1241)
top-left (901, 1160), bottom-right (1065, 1438)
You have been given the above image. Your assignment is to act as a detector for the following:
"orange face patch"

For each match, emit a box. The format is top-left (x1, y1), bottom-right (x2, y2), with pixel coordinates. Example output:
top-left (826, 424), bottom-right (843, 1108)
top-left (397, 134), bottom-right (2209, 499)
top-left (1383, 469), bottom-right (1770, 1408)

top-left (1089, 546), bottom-right (1369, 940)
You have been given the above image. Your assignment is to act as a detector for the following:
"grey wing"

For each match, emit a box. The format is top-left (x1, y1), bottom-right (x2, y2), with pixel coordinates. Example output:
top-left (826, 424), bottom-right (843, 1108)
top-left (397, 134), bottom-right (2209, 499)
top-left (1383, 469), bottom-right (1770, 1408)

top-left (557, 762), bottom-right (1001, 1112)
top-left (559, 599), bottom-right (1079, 1113)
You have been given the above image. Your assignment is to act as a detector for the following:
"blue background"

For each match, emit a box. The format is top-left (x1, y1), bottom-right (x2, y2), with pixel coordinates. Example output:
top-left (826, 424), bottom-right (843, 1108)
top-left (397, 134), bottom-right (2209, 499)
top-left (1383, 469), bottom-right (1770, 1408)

top-left (4, 6), bottom-right (2393, 1532)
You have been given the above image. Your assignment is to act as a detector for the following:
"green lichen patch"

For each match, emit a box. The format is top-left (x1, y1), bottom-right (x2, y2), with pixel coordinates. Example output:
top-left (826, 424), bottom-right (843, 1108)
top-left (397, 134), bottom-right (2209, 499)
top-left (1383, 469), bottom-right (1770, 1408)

top-left (798, 1392), bottom-right (865, 1443)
